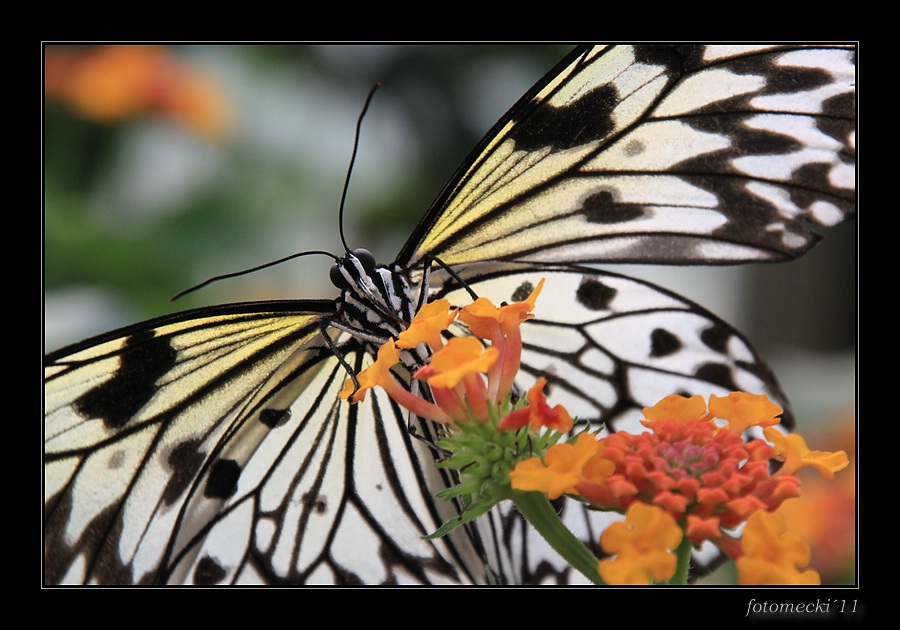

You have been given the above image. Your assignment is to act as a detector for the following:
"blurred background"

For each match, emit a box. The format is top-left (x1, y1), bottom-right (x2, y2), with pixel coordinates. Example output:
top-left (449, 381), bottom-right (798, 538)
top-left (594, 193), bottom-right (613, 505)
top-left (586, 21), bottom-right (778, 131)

top-left (42, 44), bottom-right (856, 583)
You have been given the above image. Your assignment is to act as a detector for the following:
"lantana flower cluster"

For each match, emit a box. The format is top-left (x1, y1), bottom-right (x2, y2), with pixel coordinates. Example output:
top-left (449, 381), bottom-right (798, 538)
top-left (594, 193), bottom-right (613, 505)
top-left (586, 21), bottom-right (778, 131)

top-left (511, 391), bottom-right (848, 584)
top-left (340, 279), bottom-right (849, 585)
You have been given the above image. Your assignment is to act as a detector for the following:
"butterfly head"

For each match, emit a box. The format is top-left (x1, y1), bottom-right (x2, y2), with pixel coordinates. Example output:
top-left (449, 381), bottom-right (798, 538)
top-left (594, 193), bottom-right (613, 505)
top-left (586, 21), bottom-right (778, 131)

top-left (329, 248), bottom-right (378, 291)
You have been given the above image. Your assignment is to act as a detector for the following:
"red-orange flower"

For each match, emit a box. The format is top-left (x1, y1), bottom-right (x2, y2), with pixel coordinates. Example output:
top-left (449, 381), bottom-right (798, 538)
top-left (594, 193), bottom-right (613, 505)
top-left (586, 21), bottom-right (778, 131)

top-left (589, 416), bottom-right (803, 539)
top-left (414, 336), bottom-right (498, 424)
top-left (341, 339), bottom-right (453, 425)
top-left (499, 377), bottom-right (574, 433)
top-left (510, 393), bottom-right (825, 554)
top-left (458, 279), bottom-right (543, 402)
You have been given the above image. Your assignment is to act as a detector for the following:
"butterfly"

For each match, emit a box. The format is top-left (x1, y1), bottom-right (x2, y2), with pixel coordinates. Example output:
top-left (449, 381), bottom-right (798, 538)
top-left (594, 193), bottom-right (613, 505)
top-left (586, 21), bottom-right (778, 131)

top-left (44, 44), bottom-right (856, 585)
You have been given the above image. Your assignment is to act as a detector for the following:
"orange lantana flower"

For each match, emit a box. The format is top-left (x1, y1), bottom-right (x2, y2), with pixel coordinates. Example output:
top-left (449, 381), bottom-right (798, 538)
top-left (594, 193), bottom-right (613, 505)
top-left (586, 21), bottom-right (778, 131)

top-left (508, 432), bottom-right (603, 500)
top-left (396, 299), bottom-right (457, 351)
top-left (599, 503), bottom-right (682, 585)
top-left (458, 279), bottom-right (543, 401)
top-left (340, 338), bottom-right (401, 404)
top-left (415, 336), bottom-right (499, 424)
top-left (763, 427), bottom-right (850, 479)
top-left (709, 392), bottom-right (783, 434)
top-left (341, 339), bottom-right (453, 425)
top-left (424, 336), bottom-right (498, 390)
top-left (736, 510), bottom-right (820, 585)
top-left (499, 377), bottom-right (574, 433)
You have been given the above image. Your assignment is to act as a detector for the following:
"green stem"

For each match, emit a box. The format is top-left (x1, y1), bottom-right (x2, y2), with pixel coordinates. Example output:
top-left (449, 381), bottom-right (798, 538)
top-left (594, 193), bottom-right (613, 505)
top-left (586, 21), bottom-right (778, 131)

top-left (512, 490), bottom-right (604, 585)
top-left (669, 533), bottom-right (693, 585)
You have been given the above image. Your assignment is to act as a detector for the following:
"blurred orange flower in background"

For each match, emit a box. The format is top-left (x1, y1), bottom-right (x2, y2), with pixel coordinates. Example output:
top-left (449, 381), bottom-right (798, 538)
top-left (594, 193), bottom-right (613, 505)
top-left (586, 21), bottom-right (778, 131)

top-left (44, 45), bottom-right (231, 140)
top-left (775, 411), bottom-right (856, 584)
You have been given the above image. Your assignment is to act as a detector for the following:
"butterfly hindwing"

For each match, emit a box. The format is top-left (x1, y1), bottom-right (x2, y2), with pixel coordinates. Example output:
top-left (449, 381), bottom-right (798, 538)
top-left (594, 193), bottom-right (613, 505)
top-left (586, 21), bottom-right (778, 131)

top-left (45, 305), bottom-right (510, 584)
top-left (433, 262), bottom-right (794, 577)
top-left (44, 301), bottom-right (336, 584)
top-left (435, 262), bottom-right (790, 430)
top-left (168, 347), bottom-right (513, 585)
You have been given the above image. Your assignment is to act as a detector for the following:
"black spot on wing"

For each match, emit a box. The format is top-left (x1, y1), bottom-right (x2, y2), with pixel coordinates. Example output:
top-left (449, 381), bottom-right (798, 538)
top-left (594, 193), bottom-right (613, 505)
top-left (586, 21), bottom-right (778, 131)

top-left (736, 360), bottom-right (768, 383)
top-left (508, 84), bottom-right (618, 152)
top-left (695, 363), bottom-right (739, 391)
top-left (260, 407), bottom-right (291, 428)
top-left (205, 459), bottom-right (241, 499)
top-left (700, 323), bottom-right (730, 353)
top-left (677, 112), bottom-right (803, 180)
top-left (107, 450), bottom-right (126, 469)
top-left (623, 139), bottom-right (645, 156)
top-left (576, 278), bottom-right (617, 310)
top-left (580, 190), bottom-right (648, 224)
top-left (650, 328), bottom-right (682, 357)
top-left (193, 555), bottom-right (227, 585)
top-left (511, 281), bottom-right (535, 303)
top-left (742, 53), bottom-right (834, 97)
top-left (823, 90), bottom-right (856, 126)
top-left (163, 440), bottom-right (204, 506)
top-left (74, 330), bottom-right (177, 429)
top-left (302, 493), bottom-right (328, 514)
top-left (633, 44), bottom-right (688, 74)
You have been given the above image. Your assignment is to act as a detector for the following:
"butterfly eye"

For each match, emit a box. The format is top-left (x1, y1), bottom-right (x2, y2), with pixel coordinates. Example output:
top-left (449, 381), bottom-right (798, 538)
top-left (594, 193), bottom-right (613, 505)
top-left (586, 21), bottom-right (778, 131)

top-left (330, 262), bottom-right (350, 289)
top-left (352, 248), bottom-right (377, 273)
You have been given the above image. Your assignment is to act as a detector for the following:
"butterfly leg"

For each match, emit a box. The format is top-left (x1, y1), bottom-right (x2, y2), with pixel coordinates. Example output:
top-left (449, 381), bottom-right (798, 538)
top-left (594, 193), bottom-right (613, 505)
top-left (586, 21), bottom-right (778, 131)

top-left (427, 255), bottom-right (478, 301)
top-left (318, 320), bottom-right (365, 394)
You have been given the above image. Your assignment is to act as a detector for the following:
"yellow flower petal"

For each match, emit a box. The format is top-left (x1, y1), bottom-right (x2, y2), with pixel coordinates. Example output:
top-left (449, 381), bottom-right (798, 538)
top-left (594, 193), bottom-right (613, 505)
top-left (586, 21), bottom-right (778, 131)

top-left (396, 299), bottom-right (457, 350)
top-left (599, 503), bottom-right (682, 585)
top-left (509, 432), bottom-right (600, 499)
top-left (737, 510), bottom-right (821, 585)
top-left (764, 427), bottom-right (850, 478)
top-left (426, 337), bottom-right (498, 389)
top-left (340, 339), bottom-right (400, 403)
top-left (710, 392), bottom-right (783, 434)
top-left (643, 394), bottom-right (708, 423)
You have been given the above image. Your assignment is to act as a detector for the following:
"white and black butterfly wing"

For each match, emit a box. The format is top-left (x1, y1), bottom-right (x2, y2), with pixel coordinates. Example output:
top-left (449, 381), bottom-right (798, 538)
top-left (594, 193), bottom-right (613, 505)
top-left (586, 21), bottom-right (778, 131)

top-left (398, 44), bottom-right (855, 269)
top-left (435, 262), bottom-right (790, 431)
top-left (163, 349), bottom-right (504, 585)
top-left (45, 303), bottom-right (509, 585)
top-left (44, 301), bottom-right (332, 584)
top-left (433, 262), bottom-right (795, 579)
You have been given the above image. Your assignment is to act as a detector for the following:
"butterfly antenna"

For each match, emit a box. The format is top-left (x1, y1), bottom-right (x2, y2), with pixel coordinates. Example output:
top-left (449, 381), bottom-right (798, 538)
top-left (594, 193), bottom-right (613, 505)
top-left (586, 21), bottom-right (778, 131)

top-left (339, 82), bottom-right (381, 253)
top-left (170, 250), bottom-right (338, 301)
